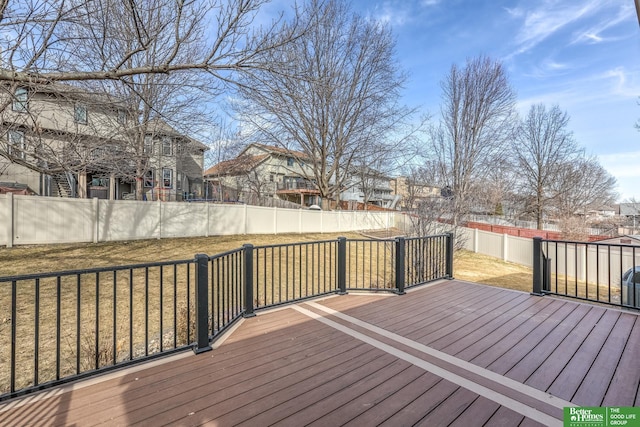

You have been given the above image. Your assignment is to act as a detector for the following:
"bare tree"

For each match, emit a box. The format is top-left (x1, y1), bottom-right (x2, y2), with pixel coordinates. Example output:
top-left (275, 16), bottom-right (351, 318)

top-left (512, 104), bottom-right (581, 229)
top-left (429, 55), bottom-right (516, 226)
top-left (552, 156), bottom-right (618, 218)
top-left (0, 0), bottom-right (298, 85)
top-left (1, 0), bottom-right (305, 199)
top-left (475, 153), bottom-right (519, 218)
top-left (348, 138), bottom-right (418, 209)
top-left (235, 0), bottom-right (417, 208)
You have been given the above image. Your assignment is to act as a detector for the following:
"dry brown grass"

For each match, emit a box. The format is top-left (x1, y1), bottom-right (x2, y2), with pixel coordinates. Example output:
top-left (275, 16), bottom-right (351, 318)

top-left (0, 233), bottom-right (362, 277)
top-left (0, 232), bottom-right (364, 394)
top-left (0, 237), bottom-right (539, 396)
top-left (453, 250), bottom-right (533, 293)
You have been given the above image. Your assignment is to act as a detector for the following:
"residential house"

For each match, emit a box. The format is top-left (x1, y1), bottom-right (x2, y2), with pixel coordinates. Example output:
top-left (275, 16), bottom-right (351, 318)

top-left (390, 176), bottom-right (441, 210)
top-left (340, 167), bottom-right (396, 208)
top-left (619, 203), bottom-right (640, 220)
top-left (204, 143), bottom-right (321, 206)
top-left (140, 119), bottom-right (208, 201)
top-left (594, 235), bottom-right (640, 246)
top-left (1, 83), bottom-right (207, 200)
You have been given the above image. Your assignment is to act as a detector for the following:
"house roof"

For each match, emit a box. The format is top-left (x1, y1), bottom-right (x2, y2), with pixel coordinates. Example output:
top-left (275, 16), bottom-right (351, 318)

top-left (5, 80), bottom-right (126, 106)
top-left (204, 154), bottom-right (269, 177)
top-left (144, 119), bottom-right (209, 151)
top-left (619, 203), bottom-right (640, 216)
top-left (595, 235), bottom-right (640, 246)
top-left (245, 143), bottom-right (312, 162)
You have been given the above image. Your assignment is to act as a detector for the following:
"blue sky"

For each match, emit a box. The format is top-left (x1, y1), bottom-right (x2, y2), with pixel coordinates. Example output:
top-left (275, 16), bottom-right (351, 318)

top-left (259, 0), bottom-right (640, 202)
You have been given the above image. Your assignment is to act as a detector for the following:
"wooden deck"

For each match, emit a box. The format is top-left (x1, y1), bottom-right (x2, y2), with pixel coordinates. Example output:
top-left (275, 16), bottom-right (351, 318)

top-left (1, 280), bottom-right (639, 426)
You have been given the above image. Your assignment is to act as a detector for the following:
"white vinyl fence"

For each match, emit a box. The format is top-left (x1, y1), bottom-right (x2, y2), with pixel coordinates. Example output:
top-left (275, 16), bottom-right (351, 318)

top-left (543, 241), bottom-right (640, 287)
top-left (394, 214), bottom-right (536, 268)
top-left (459, 227), bottom-right (534, 267)
top-left (0, 194), bottom-right (397, 247)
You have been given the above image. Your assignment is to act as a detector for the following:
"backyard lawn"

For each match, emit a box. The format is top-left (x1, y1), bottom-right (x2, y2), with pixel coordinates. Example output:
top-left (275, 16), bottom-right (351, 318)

top-left (0, 232), bottom-right (533, 292)
top-left (0, 232), bottom-right (533, 396)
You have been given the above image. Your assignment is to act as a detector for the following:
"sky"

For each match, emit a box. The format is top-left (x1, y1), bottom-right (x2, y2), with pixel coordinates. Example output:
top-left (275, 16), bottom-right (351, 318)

top-left (258, 0), bottom-right (640, 202)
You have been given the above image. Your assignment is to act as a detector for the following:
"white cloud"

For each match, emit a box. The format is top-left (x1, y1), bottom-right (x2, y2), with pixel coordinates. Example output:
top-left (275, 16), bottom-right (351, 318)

top-left (601, 67), bottom-right (640, 98)
top-left (420, 0), bottom-right (440, 6)
top-left (368, 2), bottom-right (414, 27)
top-left (508, 0), bottom-right (605, 56)
top-left (571, 2), bottom-right (635, 45)
top-left (583, 33), bottom-right (604, 43)
top-left (504, 7), bottom-right (524, 18)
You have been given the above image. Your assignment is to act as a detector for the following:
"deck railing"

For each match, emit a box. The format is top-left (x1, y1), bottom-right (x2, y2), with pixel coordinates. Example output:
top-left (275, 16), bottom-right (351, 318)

top-left (533, 237), bottom-right (640, 309)
top-left (0, 233), bottom-right (453, 401)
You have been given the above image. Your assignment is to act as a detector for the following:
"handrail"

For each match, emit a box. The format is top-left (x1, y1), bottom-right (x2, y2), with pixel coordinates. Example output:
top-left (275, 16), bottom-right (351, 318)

top-left (0, 234), bottom-right (453, 401)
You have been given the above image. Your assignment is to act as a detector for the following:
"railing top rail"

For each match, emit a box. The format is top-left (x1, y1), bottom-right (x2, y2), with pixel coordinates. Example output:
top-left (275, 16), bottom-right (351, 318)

top-left (208, 247), bottom-right (244, 260)
top-left (541, 238), bottom-right (640, 249)
top-left (252, 239), bottom-right (339, 250)
top-left (345, 238), bottom-right (396, 243)
top-left (404, 234), bottom-right (450, 241)
top-left (0, 258), bottom-right (195, 283)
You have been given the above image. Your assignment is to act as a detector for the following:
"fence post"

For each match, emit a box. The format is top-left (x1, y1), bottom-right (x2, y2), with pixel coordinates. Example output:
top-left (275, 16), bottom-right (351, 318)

top-left (92, 197), bottom-right (99, 244)
top-left (6, 192), bottom-right (14, 248)
top-left (446, 232), bottom-right (454, 279)
top-left (532, 237), bottom-right (544, 296)
top-left (337, 237), bottom-right (347, 294)
top-left (243, 244), bottom-right (256, 317)
top-left (194, 254), bottom-right (212, 354)
top-left (395, 237), bottom-right (406, 294)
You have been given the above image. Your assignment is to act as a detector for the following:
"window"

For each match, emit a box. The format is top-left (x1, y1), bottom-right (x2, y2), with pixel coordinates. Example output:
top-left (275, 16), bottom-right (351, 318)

top-left (144, 135), bottom-right (153, 154)
top-left (287, 157), bottom-right (294, 167)
top-left (117, 109), bottom-right (127, 125)
top-left (162, 136), bottom-right (172, 156)
top-left (8, 130), bottom-right (25, 159)
top-left (144, 169), bottom-right (154, 188)
top-left (162, 168), bottom-right (173, 188)
top-left (12, 88), bottom-right (28, 112)
top-left (176, 172), bottom-right (182, 191)
top-left (91, 177), bottom-right (109, 187)
top-left (74, 104), bottom-right (87, 124)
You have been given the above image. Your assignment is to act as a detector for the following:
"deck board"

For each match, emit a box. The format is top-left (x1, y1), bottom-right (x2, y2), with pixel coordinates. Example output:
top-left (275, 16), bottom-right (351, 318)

top-left (602, 316), bottom-right (640, 406)
top-left (1, 279), bottom-right (638, 427)
top-left (505, 303), bottom-right (591, 383)
top-left (342, 372), bottom-right (444, 426)
top-left (481, 300), bottom-right (580, 374)
top-left (546, 309), bottom-right (621, 402)
top-left (448, 396), bottom-right (500, 427)
top-left (446, 297), bottom-right (564, 361)
top-left (521, 305), bottom-right (606, 392)
top-left (572, 312), bottom-right (637, 405)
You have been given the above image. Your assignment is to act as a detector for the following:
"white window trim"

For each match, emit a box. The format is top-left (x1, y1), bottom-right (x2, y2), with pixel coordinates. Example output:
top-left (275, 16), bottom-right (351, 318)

top-left (162, 168), bottom-right (173, 188)
top-left (12, 88), bottom-right (28, 112)
top-left (8, 130), bottom-right (25, 159)
top-left (144, 135), bottom-right (153, 154)
top-left (117, 109), bottom-right (127, 125)
top-left (74, 104), bottom-right (88, 124)
top-left (162, 137), bottom-right (172, 156)
top-left (144, 169), bottom-right (154, 188)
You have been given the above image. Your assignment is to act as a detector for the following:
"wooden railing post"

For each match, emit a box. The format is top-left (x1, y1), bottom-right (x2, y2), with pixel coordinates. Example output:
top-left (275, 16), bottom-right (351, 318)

top-left (395, 237), bottom-right (406, 294)
top-left (243, 244), bottom-right (256, 317)
top-left (194, 254), bottom-right (212, 354)
top-left (337, 237), bottom-right (347, 294)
